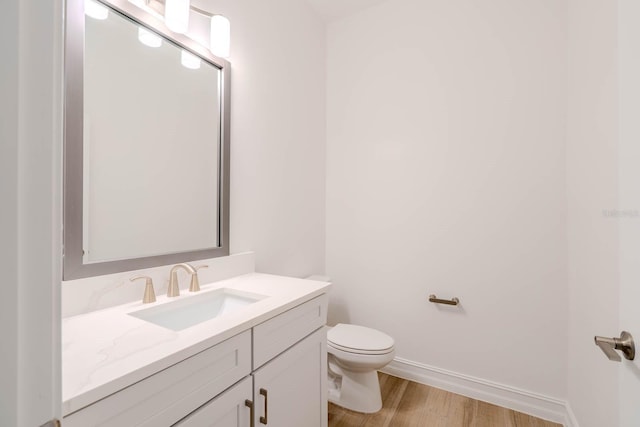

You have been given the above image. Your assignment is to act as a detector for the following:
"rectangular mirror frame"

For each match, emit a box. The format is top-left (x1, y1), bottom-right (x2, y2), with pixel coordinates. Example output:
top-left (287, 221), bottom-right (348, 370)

top-left (63, 0), bottom-right (231, 280)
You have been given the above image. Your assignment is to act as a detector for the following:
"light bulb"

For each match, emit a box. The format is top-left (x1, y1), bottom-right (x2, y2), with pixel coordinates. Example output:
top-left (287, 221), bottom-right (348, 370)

top-left (181, 50), bottom-right (201, 70)
top-left (210, 15), bottom-right (230, 58)
top-left (165, 0), bottom-right (190, 34)
top-left (85, 0), bottom-right (109, 20)
top-left (138, 27), bottom-right (162, 48)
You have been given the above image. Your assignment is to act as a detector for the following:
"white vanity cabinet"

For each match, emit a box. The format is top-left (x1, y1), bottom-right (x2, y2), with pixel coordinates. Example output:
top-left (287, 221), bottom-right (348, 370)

top-left (252, 327), bottom-right (327, 427)
top-left (251, 293), bottom-right (328, 427)
top-left (176, 328), bottom-right (326, 427)
top-left (63, 293), bottom-right (328, 427)
top-left (176, 295), bottom-right (328, 427)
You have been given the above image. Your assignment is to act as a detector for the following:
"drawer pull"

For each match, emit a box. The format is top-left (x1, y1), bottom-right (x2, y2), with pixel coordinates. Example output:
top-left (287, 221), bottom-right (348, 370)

top-left (244, 400), bottom-right (255, 427)
top-left (428, 294), bottom-right (460, 306)
top-left (259, 388), bottom-right (268, 424)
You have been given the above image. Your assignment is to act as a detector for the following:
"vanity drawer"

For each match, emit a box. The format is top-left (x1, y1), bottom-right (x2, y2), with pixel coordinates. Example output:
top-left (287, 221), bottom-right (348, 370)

top-left (63, 330), bottom-right (251, 427)
top-left (173, 376), bottom-right (252, 426)
top-left (253, 294), bottom-right (328, 369)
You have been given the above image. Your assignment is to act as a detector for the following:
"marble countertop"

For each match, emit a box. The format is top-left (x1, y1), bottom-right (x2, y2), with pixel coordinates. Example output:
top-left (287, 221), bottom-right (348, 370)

top-left (62, 272), bottom-right (331, 416)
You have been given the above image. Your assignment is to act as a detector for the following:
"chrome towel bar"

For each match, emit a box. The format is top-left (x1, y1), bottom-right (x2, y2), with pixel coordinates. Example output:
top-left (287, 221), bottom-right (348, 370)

top-left (428, 294), bottom-right (460, 306)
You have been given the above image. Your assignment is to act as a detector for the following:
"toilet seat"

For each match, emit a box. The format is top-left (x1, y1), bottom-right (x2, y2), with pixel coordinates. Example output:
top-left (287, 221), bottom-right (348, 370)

top-left (328, 341), bottom-right (394, 355)
top-left (328, 324), bottom-right (394, 355)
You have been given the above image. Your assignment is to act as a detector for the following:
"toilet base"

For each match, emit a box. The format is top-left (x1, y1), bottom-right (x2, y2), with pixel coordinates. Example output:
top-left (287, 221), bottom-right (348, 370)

top-left (328, 368), bottom-right (383, 414)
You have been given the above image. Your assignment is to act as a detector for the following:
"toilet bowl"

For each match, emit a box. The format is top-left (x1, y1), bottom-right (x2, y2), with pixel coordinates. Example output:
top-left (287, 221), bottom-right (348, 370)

top-left (327, 323), bottom-right (395, 414)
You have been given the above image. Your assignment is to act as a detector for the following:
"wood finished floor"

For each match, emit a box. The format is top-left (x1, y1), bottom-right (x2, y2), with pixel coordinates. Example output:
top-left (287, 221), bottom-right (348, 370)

top-left (328, 373), bottom-right (562, 427)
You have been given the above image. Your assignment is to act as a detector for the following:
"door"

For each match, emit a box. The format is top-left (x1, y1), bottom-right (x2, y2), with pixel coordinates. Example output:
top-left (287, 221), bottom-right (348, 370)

top-left (617, 0), bottom-right (640, 425)
top-left (252, 328), bottom-right (327, 427)
top-left (0, 0), bottom-right (63, 426)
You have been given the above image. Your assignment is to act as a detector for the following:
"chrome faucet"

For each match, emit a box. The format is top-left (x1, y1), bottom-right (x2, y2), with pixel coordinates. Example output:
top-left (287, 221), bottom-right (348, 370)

top-left (167, 263), bottom-right (196, 297)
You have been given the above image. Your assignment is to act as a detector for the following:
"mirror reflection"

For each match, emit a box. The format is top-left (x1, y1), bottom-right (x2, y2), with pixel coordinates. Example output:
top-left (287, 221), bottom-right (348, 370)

top-left (83, 7), bottom-right (221, 264)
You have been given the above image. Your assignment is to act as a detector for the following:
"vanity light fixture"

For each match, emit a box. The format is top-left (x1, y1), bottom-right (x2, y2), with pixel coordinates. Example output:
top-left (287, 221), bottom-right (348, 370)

top-left (85, 0), bottom-right (109, 19)
top-left (164, 0), bottom-right (189, 34)
top-left (131, 0), bottom-right (231, 58)
top-left (138, 27), bottom-right (163, 47)
top-left (209, 15), bottom-right (230, 58)
top-left (180, 49), bottom-right (201, 69)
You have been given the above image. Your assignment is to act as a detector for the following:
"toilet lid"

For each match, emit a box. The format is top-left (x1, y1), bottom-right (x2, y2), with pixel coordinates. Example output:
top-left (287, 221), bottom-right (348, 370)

top-left (327, 324), bottom-right (394, 354)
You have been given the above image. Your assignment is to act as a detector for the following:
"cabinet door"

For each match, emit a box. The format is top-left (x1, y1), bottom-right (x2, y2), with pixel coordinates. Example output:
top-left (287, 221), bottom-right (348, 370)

top-left (253, 328), bottom-right (327, 427)
top-left (174, 376), bottom-right (252, 427)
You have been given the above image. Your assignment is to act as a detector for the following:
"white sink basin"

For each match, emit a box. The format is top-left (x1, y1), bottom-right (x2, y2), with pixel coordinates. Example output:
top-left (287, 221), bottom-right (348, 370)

top-left (128, 288), bottom-right (268, 331)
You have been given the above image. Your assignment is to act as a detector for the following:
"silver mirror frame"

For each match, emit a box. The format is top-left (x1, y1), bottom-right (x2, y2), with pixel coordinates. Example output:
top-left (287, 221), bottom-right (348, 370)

top-left (63, 0), bottom-right (231, 280)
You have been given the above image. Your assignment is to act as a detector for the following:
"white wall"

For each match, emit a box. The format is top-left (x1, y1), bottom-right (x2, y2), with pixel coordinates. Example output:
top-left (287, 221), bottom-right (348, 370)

top-left (0, 0), bottom-right (63, 426)
top-left (326, 0), bottom-right (568, 401)
top-left (197, 0), bottom-right (327, 278)
top-left (566, 1), bottom-right (619, 426)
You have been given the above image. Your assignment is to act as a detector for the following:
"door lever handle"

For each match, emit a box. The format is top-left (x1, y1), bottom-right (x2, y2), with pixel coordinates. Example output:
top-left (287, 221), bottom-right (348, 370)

top-left (594, 331), bottom-right (635, 362)
top-left (595, 336), bottom-right (622, 361)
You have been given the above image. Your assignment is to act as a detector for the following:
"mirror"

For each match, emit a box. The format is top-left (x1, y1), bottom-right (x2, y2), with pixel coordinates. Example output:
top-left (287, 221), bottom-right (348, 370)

top-left (64, 0), bottom-right (230, 280)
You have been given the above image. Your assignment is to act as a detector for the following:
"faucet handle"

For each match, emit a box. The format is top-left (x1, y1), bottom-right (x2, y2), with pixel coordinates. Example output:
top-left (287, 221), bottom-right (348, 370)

top-left (130, 276), bottom-right (156, 304)
top-left (189, 265), bottom-right (209, 292)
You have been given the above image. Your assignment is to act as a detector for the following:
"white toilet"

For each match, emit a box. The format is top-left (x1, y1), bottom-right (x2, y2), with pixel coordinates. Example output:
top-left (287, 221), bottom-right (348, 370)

top-left (327, 323), bottom-right (395, 413)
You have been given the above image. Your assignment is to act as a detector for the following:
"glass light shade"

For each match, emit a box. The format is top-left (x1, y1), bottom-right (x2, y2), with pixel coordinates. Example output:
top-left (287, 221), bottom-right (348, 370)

top-left (138, 27), bottom-right (162, 48)
top-left (165, 0), bottom-right (190, 34)
top-left (85, 0), bottom-right (109, 20)
top-left (210, 15), bottom-right (230, 58)
top-left (181, 50), bottom-right (201, 70)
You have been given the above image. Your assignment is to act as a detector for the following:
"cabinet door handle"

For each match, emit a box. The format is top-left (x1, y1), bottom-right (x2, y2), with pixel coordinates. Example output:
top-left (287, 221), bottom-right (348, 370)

top-left (245, 399), bottom-right (255, 427)
top-left (259, 388), bottom-right (268, 425)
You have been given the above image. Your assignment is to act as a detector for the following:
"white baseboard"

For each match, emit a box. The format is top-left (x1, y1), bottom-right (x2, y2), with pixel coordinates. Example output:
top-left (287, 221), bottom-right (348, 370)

top-left (380, 357), bottom-right (578, 427)
top-left (564, 403), bottom-right (580, 427)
